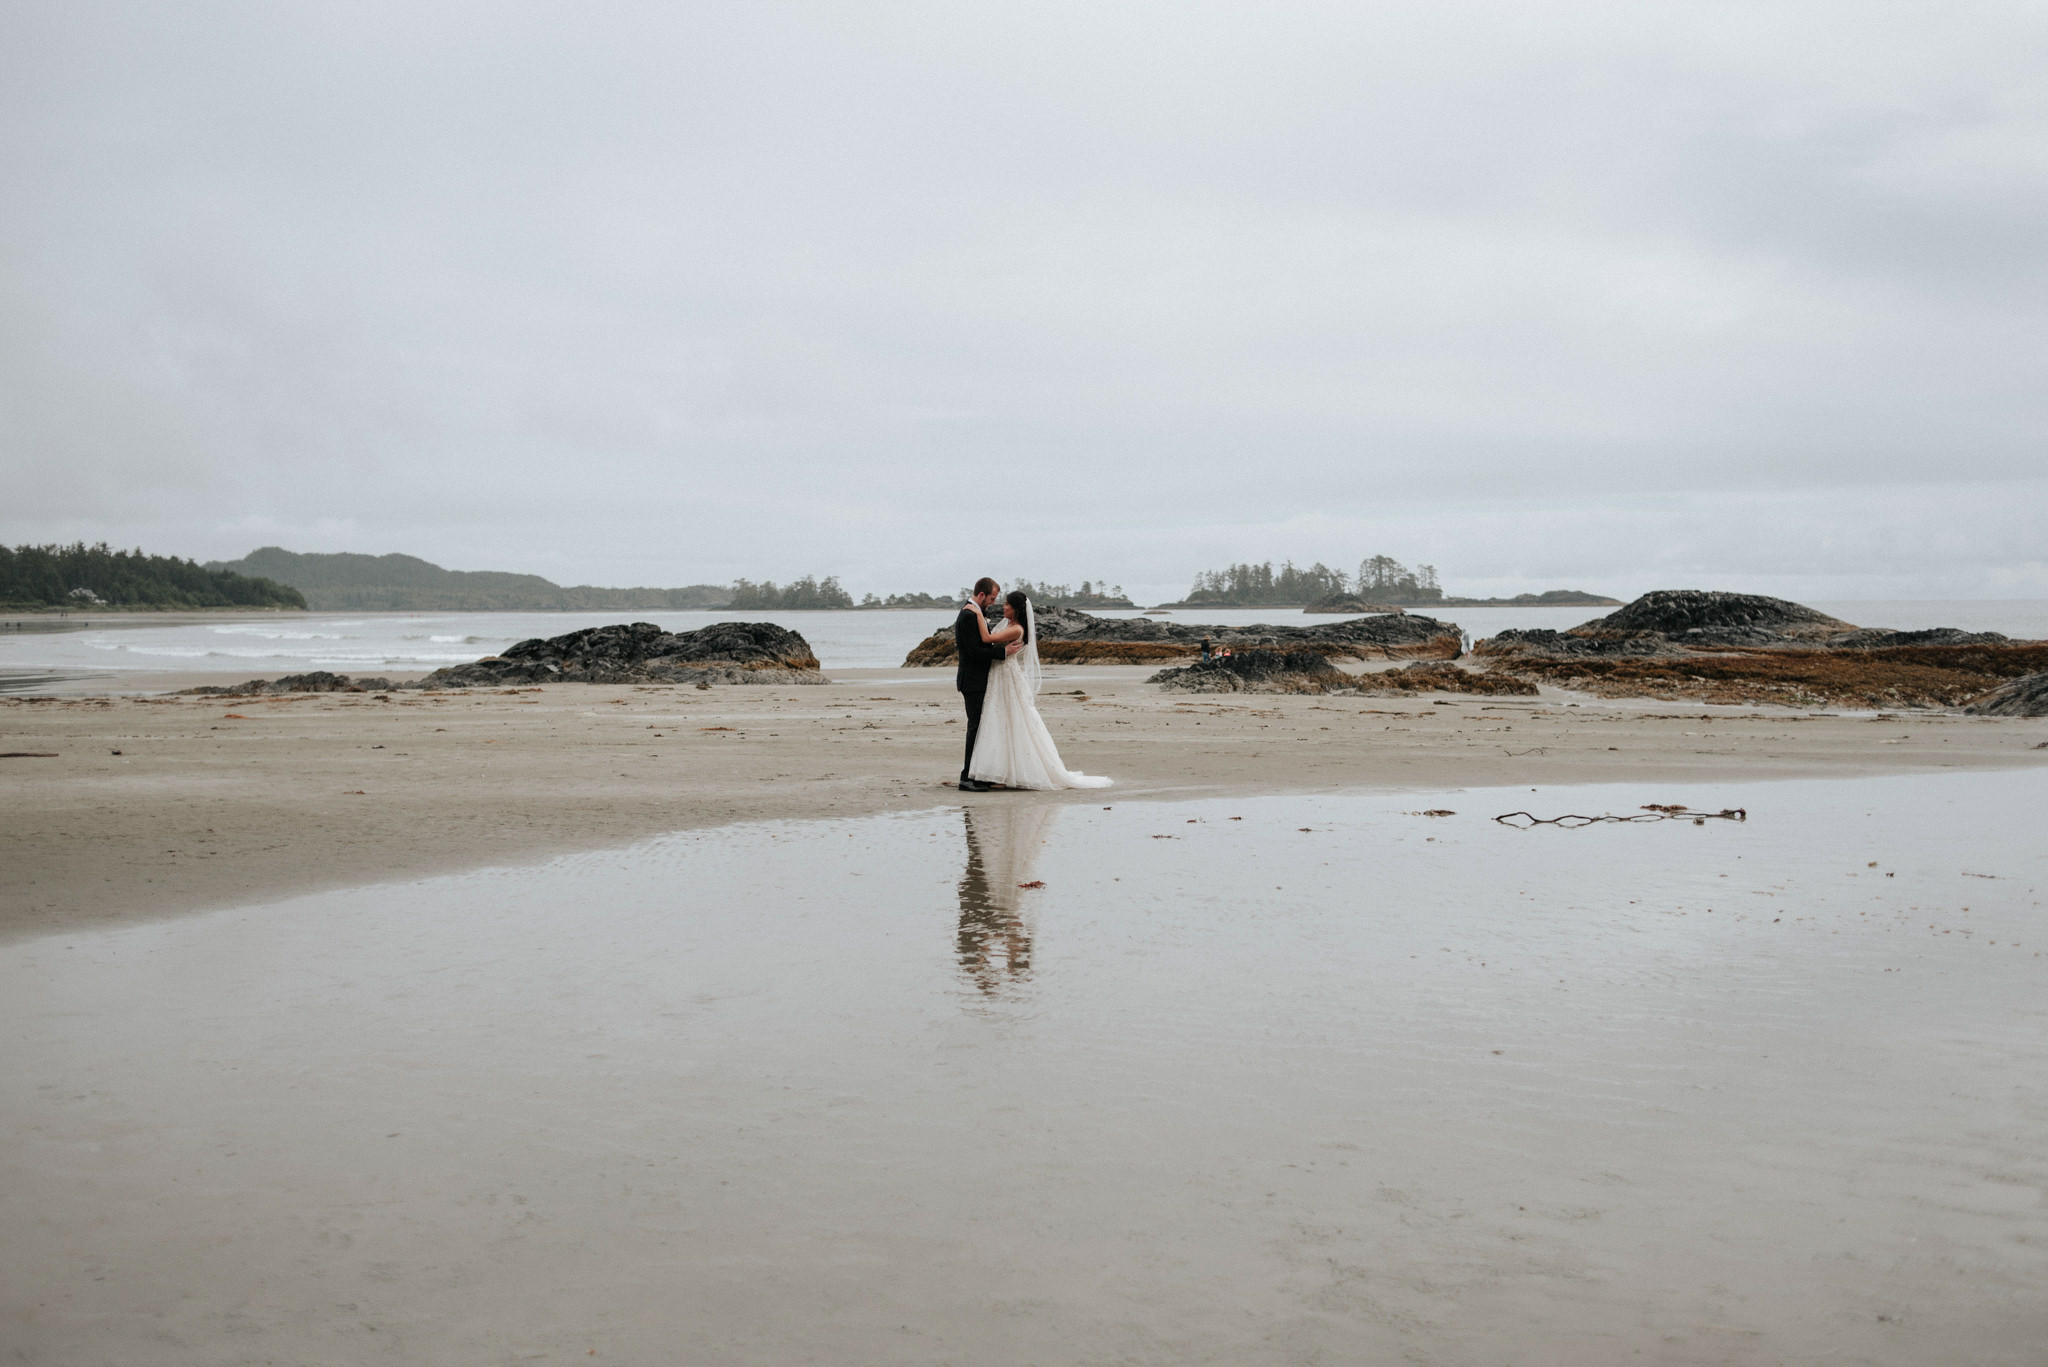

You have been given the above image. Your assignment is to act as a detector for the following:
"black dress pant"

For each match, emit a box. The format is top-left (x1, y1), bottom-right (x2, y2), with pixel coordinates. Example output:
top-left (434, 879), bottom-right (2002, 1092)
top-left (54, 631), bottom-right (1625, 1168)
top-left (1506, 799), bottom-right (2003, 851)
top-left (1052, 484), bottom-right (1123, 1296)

top-left (960, 685), bottom-right (987, 782)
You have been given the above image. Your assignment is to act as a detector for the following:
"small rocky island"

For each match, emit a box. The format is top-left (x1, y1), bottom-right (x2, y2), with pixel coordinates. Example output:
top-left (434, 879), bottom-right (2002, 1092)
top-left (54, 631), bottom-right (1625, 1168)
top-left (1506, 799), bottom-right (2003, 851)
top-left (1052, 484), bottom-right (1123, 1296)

top-left (1474, 590), bottom-right (2048, 711)
top-left (902, 604), bottom-right (1462, 667)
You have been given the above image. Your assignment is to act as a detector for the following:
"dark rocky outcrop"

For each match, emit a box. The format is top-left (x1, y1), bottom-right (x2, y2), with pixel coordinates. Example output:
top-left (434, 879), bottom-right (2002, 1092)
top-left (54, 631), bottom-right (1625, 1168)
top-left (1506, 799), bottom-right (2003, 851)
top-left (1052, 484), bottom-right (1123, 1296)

top-left (1351, 662), bottom-right (1538, 696)
top-left (1149, 650), bottom-right (1346, 693)
top-left (1150, 653), bottom-right (1535, 697)
top-left (905, 606), bottom-right (1461, 667)
top-left (172, 623), bottom-right (824, 694)
top-left (418, 621), bottom-right (825, 687)
top-left (1496, 643), bottom-right (2048, 711)
top-left (1468, 590), bottom-right (2044, 709)
top-left (1963, 671), bottom-right (2048, 717)
top-left (1473, 628), bottom-right (1690, 660)
top-left (1828, 627), bottom-right (2010, 650)
top-left (1060, 605), bottom-right (1463, 659)
top-left (1477, 591), bottom-right (1858, 661)
top-left (180, 671), bottom-right (384, 696)
top-left (1477, 591), bottom-right (2010, 660)
top-left (1579, 590), bottom-right (1853, 639)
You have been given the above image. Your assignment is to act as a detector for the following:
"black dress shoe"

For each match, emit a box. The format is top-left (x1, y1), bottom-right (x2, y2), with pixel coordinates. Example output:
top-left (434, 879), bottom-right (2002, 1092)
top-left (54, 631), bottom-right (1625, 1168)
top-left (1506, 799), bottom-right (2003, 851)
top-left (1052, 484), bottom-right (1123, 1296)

top-left (958, 779), bottom-right (993, 792)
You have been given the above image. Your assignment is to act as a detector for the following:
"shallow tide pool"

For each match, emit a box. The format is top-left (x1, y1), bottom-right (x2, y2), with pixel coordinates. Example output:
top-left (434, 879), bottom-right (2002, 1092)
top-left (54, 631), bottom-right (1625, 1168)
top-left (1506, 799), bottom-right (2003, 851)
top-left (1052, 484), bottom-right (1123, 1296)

top-left (4, 769), bottom-right (2045, 1364)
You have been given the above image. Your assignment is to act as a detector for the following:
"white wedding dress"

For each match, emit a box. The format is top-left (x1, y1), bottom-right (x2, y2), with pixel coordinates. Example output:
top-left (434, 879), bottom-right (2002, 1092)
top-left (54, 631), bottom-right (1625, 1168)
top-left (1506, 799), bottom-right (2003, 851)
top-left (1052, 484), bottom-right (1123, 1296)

top-left (968, 601), bottom-right (1114, 790)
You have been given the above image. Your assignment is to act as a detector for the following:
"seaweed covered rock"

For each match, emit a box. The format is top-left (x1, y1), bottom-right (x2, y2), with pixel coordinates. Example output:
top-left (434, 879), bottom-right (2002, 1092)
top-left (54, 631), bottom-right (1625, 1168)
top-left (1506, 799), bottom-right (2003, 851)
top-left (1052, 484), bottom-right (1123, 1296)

top-left (1829, 627), bottom-right (2010, 650)
top-left (1473, 628), bottom-right (1689, 660)
top-left (1351, 662), bottom-right (1538, 696)
top-left (418, 621), bottom-right (825, 687)
top-left (1036, 640), bottom-right (1198, 665)
top-left (180, 671), bottom-right (373, 696)
top-left (1479, 594), bottom-right (2022, 667)
top-left (1478, 591), bottom-right (1860, 660)
top-left (1468, 588), bottom-right (2047, 708)
top-left (1579, 590), bottom-right (1853, 640)
top-left (1962, 670), bottom-right (2048, 717)
top-left (1495, 643), bottom-right (2048, 710)
top-left (905, 606), bottom-right (1461, 666)
top-left (1150, 653), bottom-right (1536, 697)
top-left (1149, 650), bottom-right (1344, 693)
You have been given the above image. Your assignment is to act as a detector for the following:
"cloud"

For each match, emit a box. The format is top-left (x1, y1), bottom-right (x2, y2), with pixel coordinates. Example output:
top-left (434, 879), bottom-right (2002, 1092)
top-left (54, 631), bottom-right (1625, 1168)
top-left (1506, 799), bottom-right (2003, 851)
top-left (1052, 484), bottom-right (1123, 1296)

top-left (3, 1), bottom-right (2044, 598)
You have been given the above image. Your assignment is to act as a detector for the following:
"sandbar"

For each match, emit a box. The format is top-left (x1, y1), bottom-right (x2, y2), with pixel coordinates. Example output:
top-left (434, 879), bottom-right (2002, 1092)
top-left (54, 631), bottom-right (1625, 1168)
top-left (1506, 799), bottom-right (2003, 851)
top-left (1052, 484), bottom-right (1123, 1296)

top-left (4, 664), bottom-right (2045, 942)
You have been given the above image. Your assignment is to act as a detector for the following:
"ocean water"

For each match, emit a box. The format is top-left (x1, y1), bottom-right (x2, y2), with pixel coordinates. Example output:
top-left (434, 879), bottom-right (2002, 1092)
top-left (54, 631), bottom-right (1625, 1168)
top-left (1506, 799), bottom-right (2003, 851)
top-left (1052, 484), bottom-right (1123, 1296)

top-left (4, 598), bottom-right (2044, 682)
top-left (5, 768), bottom-right (2045, 1363)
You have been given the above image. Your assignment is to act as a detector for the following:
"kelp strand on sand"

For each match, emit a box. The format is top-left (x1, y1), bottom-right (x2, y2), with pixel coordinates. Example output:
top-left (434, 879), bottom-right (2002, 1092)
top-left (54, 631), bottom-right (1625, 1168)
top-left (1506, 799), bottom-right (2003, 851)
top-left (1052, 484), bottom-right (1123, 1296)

top-left (1495, 805), bottom-right (1748, 828)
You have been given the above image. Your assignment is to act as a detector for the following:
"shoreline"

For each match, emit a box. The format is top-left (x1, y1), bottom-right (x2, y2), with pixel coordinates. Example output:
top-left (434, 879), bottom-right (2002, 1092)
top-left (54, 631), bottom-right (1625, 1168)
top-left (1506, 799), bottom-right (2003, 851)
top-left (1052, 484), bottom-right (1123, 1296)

top-left (1, 604), bottom-right (1130, 622)
top-left (5, 664), bottom-right (2045, 945)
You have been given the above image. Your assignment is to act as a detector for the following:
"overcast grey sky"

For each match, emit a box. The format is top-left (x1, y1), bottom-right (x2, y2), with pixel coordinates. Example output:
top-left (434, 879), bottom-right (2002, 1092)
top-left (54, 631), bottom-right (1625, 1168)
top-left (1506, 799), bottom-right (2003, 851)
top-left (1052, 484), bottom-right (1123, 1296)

top-left (3, 1), bottom-right (2043, 601)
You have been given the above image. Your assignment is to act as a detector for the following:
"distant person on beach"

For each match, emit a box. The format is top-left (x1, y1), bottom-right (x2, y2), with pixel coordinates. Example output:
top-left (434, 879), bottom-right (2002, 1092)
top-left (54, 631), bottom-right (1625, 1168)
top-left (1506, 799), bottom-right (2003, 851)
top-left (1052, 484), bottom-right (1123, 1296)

top-left (1200, 638), bottom-right (1212, 662)
top-left (960, 589), bottom-right (1113, 791)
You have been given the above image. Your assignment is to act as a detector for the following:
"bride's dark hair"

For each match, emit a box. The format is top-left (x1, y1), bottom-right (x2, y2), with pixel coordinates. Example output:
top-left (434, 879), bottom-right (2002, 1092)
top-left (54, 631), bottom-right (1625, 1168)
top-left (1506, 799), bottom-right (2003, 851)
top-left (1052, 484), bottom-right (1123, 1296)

top-left (1005, 590), bottom-right (1030, 644)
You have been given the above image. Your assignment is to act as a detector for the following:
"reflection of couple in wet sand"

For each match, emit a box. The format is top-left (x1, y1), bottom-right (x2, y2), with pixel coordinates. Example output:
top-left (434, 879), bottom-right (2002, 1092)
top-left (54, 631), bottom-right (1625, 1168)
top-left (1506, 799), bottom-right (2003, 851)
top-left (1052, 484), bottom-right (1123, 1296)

top-left (953, 577), bottom-right (1114, 794)
top-left (955, 803), bottom-right (1062, 996)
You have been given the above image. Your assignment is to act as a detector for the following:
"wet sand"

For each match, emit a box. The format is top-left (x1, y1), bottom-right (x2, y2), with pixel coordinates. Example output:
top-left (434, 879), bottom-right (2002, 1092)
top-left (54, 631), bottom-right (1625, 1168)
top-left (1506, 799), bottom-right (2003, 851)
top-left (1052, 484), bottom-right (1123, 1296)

top-left (4, 665), bottom-right (2046, 943)
top-left (4, 771), bottom-right (2045, 1363)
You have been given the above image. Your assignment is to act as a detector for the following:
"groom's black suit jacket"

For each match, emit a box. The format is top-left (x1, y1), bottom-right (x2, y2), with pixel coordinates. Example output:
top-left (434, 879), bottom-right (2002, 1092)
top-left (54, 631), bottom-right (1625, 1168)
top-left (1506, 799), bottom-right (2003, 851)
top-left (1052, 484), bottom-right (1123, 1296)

top-left (954, 606), bottom-right (1007, 693)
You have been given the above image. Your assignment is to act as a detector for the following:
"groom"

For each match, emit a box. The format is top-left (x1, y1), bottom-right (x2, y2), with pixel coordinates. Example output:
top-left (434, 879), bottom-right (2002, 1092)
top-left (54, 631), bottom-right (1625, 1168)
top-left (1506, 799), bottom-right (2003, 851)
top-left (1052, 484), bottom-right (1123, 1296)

top-left (956, 577), bottom-right (1022, 792)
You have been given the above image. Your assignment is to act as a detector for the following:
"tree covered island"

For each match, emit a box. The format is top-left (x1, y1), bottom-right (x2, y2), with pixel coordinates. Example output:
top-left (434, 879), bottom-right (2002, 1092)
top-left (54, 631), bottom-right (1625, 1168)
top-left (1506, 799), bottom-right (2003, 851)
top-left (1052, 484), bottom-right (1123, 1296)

top-left (1160, 556), bottom-right (1616, 609)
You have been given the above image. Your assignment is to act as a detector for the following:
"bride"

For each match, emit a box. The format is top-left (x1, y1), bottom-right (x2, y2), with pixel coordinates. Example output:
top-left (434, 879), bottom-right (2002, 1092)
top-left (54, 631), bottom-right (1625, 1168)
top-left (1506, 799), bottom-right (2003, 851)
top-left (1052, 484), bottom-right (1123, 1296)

top-left (964, 591), bottom-right (1113, 790)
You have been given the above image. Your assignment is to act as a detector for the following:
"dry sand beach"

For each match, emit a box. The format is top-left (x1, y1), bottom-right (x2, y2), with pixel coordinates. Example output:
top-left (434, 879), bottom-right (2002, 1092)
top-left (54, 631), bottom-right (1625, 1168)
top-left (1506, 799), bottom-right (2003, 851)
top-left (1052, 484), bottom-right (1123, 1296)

top-left (4, 665), bottom-right (2045, 942)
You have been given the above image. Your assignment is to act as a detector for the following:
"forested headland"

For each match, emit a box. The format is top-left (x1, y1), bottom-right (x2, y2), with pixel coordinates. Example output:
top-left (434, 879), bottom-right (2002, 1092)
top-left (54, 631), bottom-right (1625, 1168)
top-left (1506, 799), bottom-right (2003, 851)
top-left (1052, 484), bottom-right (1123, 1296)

top-left (210, 548), bottom-right (730, 612)
top-left (187, 549), bottom-right (1143, 612)
top-left (10, 541), bottom-right (1604, 616)
top-left (1, 543), bottom-right (305, 610)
